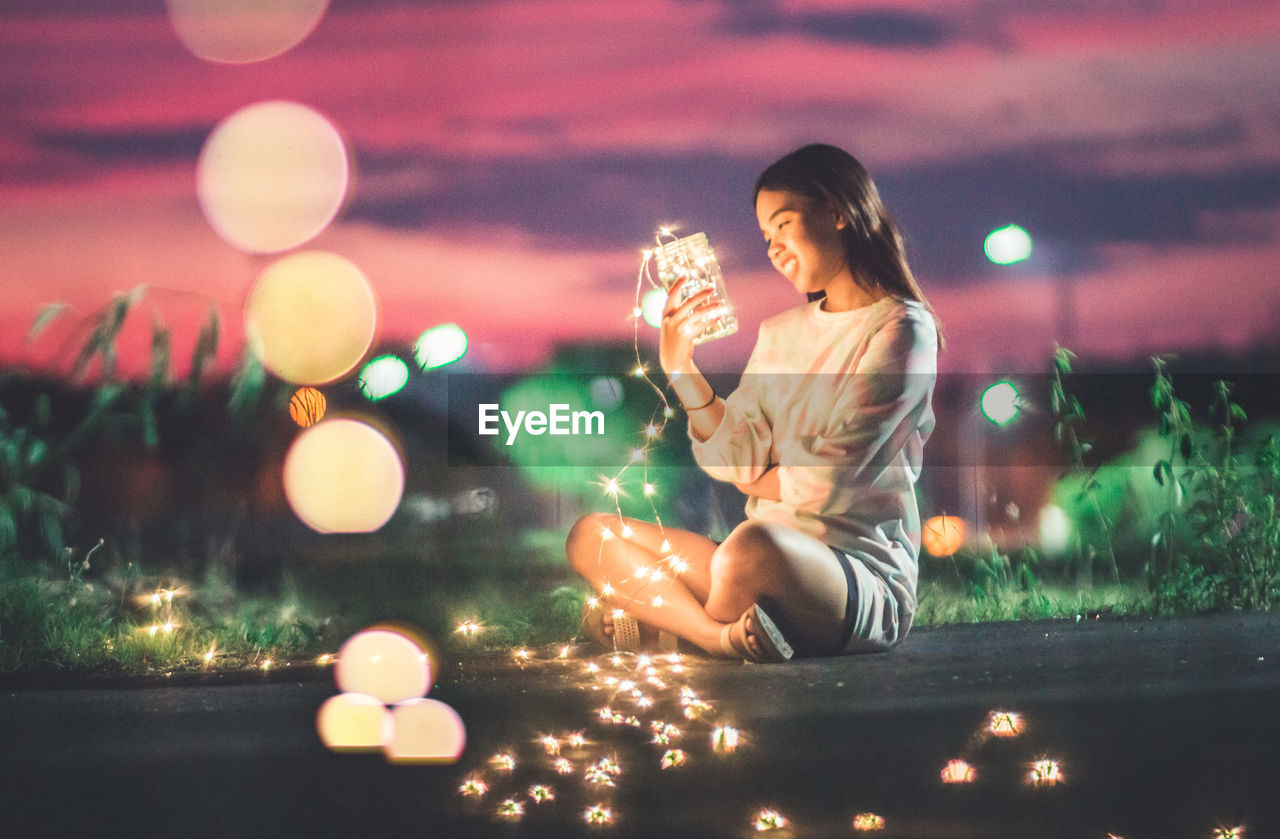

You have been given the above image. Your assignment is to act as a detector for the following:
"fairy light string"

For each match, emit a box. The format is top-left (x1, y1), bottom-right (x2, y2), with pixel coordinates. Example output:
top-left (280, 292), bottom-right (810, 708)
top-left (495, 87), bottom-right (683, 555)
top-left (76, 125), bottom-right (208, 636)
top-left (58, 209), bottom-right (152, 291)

top-left (582, 226), bottom-right (698, 636)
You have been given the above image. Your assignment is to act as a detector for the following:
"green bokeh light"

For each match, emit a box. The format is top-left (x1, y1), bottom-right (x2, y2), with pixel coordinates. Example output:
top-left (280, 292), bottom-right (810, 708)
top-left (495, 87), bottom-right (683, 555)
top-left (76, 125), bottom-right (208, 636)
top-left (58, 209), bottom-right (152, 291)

top-left (983, 224), bottom-right (1032, 265)
top-left (981, 380), bottom-right (1021, 425)
top-left (414, 323), bottom-right (468, 370)
top-left (359, 354), bottom-right (409, 401)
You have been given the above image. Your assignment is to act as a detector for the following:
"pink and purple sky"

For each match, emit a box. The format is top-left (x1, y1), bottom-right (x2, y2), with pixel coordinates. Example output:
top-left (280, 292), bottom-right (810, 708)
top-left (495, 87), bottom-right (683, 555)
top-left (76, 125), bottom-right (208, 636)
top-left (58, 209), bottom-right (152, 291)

top-left (2, 0), bottom-right (1279, 380)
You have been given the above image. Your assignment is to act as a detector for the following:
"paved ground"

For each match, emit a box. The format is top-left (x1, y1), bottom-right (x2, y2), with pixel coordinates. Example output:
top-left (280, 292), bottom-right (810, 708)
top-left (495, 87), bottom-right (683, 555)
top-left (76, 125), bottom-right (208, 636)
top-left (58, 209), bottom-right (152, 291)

top-left (3, 612), bottom-right (1279, 838)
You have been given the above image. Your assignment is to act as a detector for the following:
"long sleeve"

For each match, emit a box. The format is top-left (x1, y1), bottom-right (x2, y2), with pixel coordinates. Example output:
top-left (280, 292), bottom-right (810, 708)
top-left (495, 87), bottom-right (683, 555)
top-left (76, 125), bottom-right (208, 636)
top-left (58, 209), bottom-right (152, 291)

top-left (777, 306), bottom-right (937, 519)
top-left (687, 332), bottom-right (774, 485)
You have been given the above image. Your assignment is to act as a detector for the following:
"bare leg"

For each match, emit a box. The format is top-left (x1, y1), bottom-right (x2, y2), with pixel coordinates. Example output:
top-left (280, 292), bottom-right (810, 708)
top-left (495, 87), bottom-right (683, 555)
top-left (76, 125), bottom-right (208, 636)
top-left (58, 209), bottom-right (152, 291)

top-left (705, 520), bottom-right (849, 658)
top-left (567, 513), bottom-right (724, 653)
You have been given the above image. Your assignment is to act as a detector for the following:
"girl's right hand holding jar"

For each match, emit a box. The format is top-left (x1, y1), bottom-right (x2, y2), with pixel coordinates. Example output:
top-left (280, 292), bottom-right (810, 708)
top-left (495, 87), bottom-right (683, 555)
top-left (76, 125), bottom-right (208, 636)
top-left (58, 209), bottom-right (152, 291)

top-left (659, 276), bottom-right (723, 375)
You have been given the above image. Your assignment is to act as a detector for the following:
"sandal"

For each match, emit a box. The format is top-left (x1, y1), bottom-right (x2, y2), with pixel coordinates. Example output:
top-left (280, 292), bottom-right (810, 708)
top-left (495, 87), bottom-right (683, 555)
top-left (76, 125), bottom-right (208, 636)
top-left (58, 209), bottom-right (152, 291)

top-left (719, 598), bottom-right (795, 662)
top-left (580, 603), bottom-right (680, 654)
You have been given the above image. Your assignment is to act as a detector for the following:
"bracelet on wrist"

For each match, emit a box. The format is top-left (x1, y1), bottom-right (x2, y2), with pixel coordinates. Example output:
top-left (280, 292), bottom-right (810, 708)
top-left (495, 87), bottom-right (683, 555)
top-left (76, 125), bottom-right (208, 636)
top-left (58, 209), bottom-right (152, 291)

top-left (682, 391), bottom-right (717, 412)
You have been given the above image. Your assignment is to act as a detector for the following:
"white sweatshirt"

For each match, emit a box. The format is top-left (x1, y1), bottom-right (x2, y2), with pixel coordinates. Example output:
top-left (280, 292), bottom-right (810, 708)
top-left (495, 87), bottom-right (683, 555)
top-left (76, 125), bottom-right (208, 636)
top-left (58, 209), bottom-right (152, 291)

top-left (689, 296), bottom-right (938, 640)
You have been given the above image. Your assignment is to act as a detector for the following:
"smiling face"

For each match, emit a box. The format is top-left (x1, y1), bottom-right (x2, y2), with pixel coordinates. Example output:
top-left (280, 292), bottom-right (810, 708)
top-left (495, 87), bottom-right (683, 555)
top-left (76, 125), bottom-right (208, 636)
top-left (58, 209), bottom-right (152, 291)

top-left (755, 188), bottom-right (849, 296)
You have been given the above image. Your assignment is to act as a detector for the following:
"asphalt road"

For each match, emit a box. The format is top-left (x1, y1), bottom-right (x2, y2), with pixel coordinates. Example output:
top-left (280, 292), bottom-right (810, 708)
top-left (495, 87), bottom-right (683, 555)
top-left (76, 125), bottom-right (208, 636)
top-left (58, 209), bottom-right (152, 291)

top-left (3, 612), bottom-right (1279, 839)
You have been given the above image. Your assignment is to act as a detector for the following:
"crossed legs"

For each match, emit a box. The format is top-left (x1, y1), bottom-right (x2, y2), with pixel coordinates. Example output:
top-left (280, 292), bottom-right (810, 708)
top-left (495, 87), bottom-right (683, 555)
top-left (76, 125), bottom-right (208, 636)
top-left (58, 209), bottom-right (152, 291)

top-left (566, 513), bottom-right (850, 658)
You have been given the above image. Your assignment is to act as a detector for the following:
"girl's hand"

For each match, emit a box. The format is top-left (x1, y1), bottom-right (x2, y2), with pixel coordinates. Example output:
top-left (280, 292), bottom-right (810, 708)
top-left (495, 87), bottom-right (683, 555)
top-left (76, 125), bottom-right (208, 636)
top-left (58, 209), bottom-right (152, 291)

top-left (659, 277), bottom-right (722, 375)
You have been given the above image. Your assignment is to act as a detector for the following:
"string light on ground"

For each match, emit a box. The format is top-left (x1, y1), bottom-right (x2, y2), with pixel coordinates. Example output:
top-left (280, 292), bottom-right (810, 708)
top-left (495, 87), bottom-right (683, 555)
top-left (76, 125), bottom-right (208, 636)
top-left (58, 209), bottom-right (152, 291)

top-left (496, 799), bottom-right (525, 821)
top-left (459, 777), bottom-right (488, 798)
top-left (660, 749), bottom-right (687, 769)
top-left (987, 710), bottom-right (1024, 737)
top-left (753, 809), bottom-right (788, 831)
top-left (1027, 758), bottom-right (1063, 787)
top-left (490, 753), bottom-right (516, 772)
top-left (528, 785), bottom-right (555, 804)
top-left (584, 804), bottom-right (614, 826)
top-left (455, 620), bottom-right (483, 639)
top-left (852, 812), bottom-right (886, 831)
top-left (711, 726), bottom-right (740, 753)
top-left (1211, 827), bottom-right (1244, 839)
top-left (941, 759), bottom-right (976, 784)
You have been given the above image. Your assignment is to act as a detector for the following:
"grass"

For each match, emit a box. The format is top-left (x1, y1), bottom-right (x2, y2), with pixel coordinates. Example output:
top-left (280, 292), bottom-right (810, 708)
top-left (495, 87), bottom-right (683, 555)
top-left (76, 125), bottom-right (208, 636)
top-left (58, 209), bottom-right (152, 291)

top-left (0, 527), bottom-right (597, 677)
top-left (3, 525), bottom-right (1168, 679)
top-left (0, 560), bottom-right (338, 675)
top-left (914, 579), bottom-right (1150, 625)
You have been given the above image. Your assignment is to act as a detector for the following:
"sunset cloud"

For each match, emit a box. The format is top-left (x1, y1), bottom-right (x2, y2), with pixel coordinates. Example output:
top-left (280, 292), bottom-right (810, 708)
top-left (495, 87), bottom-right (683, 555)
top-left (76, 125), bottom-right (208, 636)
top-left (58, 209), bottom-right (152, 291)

top-left (2, 0), bottom-right (1278, 380)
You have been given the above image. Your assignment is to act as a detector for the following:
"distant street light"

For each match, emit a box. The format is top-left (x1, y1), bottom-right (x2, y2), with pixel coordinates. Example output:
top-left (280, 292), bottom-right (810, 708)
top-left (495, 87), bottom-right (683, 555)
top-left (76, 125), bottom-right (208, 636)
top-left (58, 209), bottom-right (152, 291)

top-left (359, 354), bottom-right (410, 401)
top-left (981, 380), bottom-right (1021, 426)
top-left (984, 224), bottom-right (1032, 265)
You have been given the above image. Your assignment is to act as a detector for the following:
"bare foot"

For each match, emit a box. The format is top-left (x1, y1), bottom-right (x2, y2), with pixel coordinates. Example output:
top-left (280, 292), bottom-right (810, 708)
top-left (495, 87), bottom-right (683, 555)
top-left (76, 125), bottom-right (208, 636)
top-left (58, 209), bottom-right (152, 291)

top-left (720, 606), bottom-right (790, 662)
top-left (723, 612), bottom-right (765, 658)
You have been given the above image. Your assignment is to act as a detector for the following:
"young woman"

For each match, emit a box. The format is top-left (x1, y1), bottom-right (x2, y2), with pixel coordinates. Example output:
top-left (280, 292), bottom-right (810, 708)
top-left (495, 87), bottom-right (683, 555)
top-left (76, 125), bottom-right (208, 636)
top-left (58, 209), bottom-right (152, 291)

top-left (566, 143), bottom-right (940, 661)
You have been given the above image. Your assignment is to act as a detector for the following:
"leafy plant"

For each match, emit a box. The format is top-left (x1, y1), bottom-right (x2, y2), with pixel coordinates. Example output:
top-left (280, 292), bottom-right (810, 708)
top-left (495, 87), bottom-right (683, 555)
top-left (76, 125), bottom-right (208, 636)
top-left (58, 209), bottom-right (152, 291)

top-left (1049, 345), bottom-right (1118, 584)
top-left (1178, 382), bottom-right (1280, 611)
top-left (1149, 355), bottom-right (1196, 583)
top-left (0, 394), bottom-right (78, 563)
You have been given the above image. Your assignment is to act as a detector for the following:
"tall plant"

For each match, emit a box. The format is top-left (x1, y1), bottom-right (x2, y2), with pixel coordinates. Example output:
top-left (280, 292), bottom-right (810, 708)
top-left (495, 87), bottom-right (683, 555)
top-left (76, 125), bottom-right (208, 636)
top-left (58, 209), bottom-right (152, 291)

top-left (1048, 345), bottom-right (1118, 583)
top-left (1184, 381), bottom-right (1280, 610)
top-left (1149, 355), bottom-right (1195, 584)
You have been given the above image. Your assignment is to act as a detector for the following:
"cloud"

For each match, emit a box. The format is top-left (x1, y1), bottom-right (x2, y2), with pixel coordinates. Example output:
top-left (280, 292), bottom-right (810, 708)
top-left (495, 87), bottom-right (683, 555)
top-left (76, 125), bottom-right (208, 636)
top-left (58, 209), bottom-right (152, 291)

top-left (2, 0), bottom-right (1279, 378)
top-left (726, 4), bottom-right (955, 48)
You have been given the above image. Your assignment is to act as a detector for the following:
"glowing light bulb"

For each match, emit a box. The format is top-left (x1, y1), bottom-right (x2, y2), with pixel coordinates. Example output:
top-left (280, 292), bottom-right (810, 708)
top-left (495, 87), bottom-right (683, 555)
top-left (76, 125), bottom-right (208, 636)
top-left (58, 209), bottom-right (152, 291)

top-left (1027, 758), bottom-right (1063, 787)
top-left (459, 777), bottom-right (487, 797)
top-left (496, 799), bottom-right (525, 820)
top-left (987, 710), bottom-right (1024, 737)
top-left (754, 809), bottom-right (788, 832)
top-left (711, 726), bottom-right (740, 753)
top-left (941, 759), bottom-right (976, 784)
top-left (661, 748), bottom-right (687, 769)
top-left (853, 812), bottom-right (886, 831)
top-left (454, 620), bottom-right (483, 638)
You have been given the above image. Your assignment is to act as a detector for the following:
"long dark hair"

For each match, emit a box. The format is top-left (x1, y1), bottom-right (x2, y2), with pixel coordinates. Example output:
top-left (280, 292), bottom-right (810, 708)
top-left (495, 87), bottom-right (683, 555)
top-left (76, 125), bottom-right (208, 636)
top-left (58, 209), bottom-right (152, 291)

top-left (753, 143), bottom-right (944, 348)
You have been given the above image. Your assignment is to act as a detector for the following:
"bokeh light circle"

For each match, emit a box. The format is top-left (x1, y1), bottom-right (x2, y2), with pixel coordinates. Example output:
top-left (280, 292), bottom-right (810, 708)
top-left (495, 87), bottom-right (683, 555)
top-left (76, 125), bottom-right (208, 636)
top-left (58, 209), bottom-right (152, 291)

top-left (980, 381), bottom-right (1021, 426)
top-left (289, 387), bottom-right (327, 427)
top-left (414, 323), bottom-right (468, 370)
top-left (282, 418), bottom-right (405, 533)
top-left (245, 251), bottom-right (377, 385)
top-left (197, 100), bottom-right (349, 254)
top-left (922, 515), bottom-right (967, 557)
top-left (316, 692), bottom-right (393, 752)
top-left (641, 288), bottom-right (667, 329)
top-left (385, 698), bottom-right (467, 764)
top-left (984, 224), bottom-right (1032, 265)
top-left (167, 0), bottom-right (329, 64)
top-left (358, 355), bottom-right (410, 401)
top-left (589, 376), bottom-right (624, 412)
top-left (335, 628), bottom-right (431, 704)
top-left (1038, 504), bottom-right (1072, 557)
